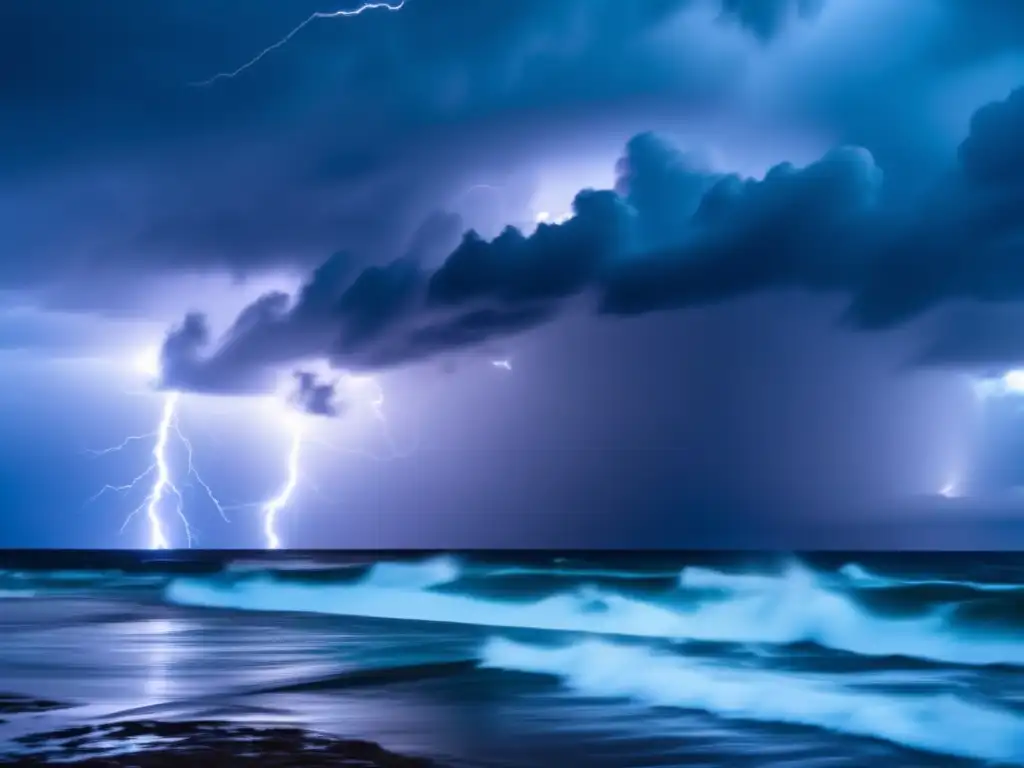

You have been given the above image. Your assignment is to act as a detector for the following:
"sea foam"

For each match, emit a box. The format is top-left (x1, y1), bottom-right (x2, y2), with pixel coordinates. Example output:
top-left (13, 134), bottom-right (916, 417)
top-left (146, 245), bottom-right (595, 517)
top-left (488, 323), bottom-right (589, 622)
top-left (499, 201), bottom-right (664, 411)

top-left (480, 636), bottom-right (1024, 764)
top-left (164, 557), bottom-right (1024, 667)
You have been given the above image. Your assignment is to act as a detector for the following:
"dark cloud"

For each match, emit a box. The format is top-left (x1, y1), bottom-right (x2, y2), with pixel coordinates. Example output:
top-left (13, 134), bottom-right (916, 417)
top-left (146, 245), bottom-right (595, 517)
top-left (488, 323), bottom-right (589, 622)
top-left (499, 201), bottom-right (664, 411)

top-left (157, 134), bottom-right (879, 391)
top-left (159, 313), bottom-right (279, 395)
top-left (719, 0), bottom-right (826, 42)
top-left (602, 145), bottom-right (881, 315)
top-left (0, 0), bottom-right (837, 311)
top-left (0, 0), bottom-right (823, 176)
top-left (914, 305), bottom-right (1024, 371)
top-left (847, 86), bottom-right (1024, 335)
top-left (5, 0), bottom-right (1024, 382)
top-left (958, 87), bottom-right (1024, 186)
top-left (158, 215), bottom-right (590, 389)
top-left (429, 190), bottom-right (631, 307)
top-left (289, 371), bottom-right (343, 417)
top-left (614, 133), bottom-right (720, 252)
top-left (337, 305), bottom-right (558, 370)
top-left (158, 80), bottom-right (1024, 394)
top-left (766, 0), bottom-right (1024, 189)
top-left (14, 1), bottom-right (1024, 548)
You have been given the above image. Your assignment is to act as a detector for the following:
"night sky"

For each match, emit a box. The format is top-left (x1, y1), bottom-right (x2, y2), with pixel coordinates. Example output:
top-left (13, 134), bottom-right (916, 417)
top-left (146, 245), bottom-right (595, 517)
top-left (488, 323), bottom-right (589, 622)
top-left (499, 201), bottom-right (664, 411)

top-left (3, 0), bottom-right (1024, 549)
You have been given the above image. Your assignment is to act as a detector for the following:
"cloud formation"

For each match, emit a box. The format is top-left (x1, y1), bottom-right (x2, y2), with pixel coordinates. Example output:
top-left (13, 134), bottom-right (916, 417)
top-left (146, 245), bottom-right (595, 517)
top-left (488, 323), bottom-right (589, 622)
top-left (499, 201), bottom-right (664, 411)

top-left (8, 0), bottom-right (1024, 328)
top-left (1, 0), bottom-right (828, 305)
top-left (719, 0), bottom-right (826, 41)
top-left (846, 86), bottom-right (1024, 339)
top-left (157, 81), bottom-right (1024, 394)
top-left (289, 371), bottom-right (343, 417)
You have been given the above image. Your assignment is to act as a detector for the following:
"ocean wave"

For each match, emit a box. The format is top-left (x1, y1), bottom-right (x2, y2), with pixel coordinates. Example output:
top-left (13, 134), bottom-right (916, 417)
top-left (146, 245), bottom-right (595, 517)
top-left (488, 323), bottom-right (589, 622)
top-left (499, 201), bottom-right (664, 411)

top-left (678, 566), bottom-right (781, 592)
top-left (164, 558), bottom-right (1024, 667)
top-left (478, 636), bottom-right (1024, 764)
top-left (361, 556), bottom-right (461, 589)
top-left (0, 569), bottom-right (115, 583)
top-left (840, 562), bottom-right (1024, 592)
top-left (221, 556), bottom-right (462, 589)
top-left (681, 562), bottom-right (1024, 627)
top-left (224, 559), bottom-right (358, 573)
top-left (487, 565), bottom-right (679, 581)
top-left (0, 569), bottom-right (168, 592)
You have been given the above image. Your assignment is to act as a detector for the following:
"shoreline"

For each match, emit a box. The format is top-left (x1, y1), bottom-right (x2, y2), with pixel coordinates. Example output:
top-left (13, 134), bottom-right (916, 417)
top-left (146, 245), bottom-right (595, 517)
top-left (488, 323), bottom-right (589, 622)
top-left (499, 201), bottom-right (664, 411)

top-left (1, 694), bottom-right (434, 767)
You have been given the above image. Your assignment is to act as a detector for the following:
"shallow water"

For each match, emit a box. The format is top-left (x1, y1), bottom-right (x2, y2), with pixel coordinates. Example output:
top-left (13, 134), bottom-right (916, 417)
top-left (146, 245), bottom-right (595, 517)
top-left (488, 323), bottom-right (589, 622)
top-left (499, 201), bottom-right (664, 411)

top-left (1, 551), bottom-right (1022, 766)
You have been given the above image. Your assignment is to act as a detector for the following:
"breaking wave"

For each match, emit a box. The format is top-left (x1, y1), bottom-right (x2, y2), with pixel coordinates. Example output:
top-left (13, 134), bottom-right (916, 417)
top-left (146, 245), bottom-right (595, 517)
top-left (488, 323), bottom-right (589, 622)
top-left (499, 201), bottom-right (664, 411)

top-left (839, 562), bottom-right (1024, 592)
top-left (479, 636), bottom-right (1024, 764)
top-left (164, 556), bottom-right (1024, 667)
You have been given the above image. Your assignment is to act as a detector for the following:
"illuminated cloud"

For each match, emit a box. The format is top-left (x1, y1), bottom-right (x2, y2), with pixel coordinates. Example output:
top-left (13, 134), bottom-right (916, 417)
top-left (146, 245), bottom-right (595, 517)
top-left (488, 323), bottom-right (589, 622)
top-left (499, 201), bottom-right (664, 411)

top-left (9, 0), bottom-right (1024, 550)
top-left (157, 133), bottom-right (881, 390)
top-left (5, 0), bottom-right (1023, 326)
top-left (0, 0), bottom-right (873, 314)
top-left (151, 79), bottom-right (1024, 396)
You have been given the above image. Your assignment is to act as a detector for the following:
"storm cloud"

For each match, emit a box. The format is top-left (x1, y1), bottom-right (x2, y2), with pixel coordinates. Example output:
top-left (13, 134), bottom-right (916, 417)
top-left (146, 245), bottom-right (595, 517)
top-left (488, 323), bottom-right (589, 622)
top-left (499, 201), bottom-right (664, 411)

top-left (9, 0), bottom-right (1024, 547)
top-left (157, 80), bottom-right (1024, 394)
top-left (4, 0), bottom-right (1023, 321)
top-left (0, 0), bottom-right (833, 310)
top-left (290, 371), bottom-right (343, 417)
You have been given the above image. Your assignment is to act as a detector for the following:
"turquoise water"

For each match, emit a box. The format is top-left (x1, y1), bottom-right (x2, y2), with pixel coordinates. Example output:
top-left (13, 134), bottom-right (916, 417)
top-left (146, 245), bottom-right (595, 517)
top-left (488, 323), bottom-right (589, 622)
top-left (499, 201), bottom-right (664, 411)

top-left (1, 551), bottom-right (1022, 766)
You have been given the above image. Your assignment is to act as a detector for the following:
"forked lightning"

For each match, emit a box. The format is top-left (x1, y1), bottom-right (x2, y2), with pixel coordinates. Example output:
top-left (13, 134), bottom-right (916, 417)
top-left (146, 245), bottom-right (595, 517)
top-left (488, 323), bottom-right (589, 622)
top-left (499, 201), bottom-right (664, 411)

top-left (88, 392), bottom-right (227, 549)
top-left (193, 1), bottom-right (406, 87)
top-left (262, 415), bottom-right (304, 550)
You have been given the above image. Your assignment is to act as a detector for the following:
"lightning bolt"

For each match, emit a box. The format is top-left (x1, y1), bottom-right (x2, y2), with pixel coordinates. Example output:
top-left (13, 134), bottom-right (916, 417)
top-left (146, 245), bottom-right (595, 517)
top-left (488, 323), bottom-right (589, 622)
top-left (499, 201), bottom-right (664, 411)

top-left (491, 359), bottom-right (512, 371)
top-left (192, 0), bottom-right (406, 87)
top-left (145, 393), bottom-right (179, 549)
top-left (87, 392), bottom-right (229, 549)
top-left (262, 416), bottom-right (304, 550)
top-left (256, 373), bottom-right (414, 549)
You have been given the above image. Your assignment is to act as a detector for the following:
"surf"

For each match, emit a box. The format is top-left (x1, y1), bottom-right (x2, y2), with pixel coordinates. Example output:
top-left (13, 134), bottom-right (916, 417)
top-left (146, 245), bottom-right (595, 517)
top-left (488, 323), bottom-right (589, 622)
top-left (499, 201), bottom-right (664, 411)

top-left (479, 636), bottom-right (1024, 764)
top-left (164, 556), bottom-right (1024, 667)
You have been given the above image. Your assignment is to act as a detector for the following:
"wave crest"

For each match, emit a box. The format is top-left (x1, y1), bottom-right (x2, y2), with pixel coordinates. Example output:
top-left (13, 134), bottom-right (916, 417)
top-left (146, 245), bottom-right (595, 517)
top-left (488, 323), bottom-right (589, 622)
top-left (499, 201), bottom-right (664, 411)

top-left (164, 559), bottom-right (1024, 667)
top-left (479, 636), bottom-right (1024, 764)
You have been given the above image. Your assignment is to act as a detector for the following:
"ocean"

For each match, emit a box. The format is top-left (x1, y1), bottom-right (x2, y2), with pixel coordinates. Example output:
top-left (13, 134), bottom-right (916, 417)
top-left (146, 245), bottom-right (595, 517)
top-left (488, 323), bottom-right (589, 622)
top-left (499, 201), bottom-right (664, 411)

top-left (0, 551), bottom-right (1022, 766)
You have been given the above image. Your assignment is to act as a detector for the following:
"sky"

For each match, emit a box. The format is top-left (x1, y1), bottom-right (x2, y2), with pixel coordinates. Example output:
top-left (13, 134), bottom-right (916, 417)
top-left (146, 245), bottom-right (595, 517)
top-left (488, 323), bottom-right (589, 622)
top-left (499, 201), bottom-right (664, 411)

top-left (3, 0), bottom-right (1024, 548)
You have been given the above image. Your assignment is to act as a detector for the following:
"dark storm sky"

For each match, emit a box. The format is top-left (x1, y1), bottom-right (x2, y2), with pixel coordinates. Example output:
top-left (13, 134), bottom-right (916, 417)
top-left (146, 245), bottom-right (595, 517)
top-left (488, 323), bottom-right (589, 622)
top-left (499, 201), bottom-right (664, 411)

top-left (2, 0), bottom-right (1024, 548)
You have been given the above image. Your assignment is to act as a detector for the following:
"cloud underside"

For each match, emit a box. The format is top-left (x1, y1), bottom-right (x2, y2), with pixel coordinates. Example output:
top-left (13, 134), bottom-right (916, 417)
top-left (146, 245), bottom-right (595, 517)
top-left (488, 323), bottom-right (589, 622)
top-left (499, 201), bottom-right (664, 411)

top-left (8, 0), bottom-right (1024, 317)
top-left (159, 84), bottom-right (1024, 398)
top-left (0, 0), bottom-right (838, 302)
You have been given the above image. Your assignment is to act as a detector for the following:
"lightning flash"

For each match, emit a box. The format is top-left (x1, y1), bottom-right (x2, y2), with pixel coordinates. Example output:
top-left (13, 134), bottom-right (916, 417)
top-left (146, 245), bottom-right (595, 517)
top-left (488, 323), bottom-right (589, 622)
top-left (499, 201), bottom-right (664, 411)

top-left (100, 346), bottom-right (414, 549)
top-left (972, 369), bottom-right (1024, 400)
top-left (262, 415), bottom-right (304, 550)
top-left (144, 393), bottom-right (179, 549)
top-left (491, 359), bottom-right (512, 371)
top-left (535, 211), bottom-right (573, 226)
top-left (193, 1), bottom-right (406, 87)
top-left (88, 353), bottom-right (227, 549)
top-left (257, 373), bottom-right (411, 549)
top-left (939, 477), bottom-right (959, 498)
top-left (88, 393), bottom-right (195, 549)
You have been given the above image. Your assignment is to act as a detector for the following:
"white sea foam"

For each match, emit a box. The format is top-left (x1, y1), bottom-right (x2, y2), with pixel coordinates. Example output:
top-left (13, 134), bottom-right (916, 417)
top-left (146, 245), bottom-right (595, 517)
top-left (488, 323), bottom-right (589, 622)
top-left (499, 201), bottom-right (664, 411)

top-left (165, 559), bottom-right (1024, 667)
top-left (678, 565), bottom-right (781, 592)
top-left (487, 566), bottom-right (677, 580)
top-left (839, 562), bottom-right (1022, 592)
top-left (479, 636), bottom-right (1024, 764)
top-left (360, 555), bottom-right (462, 589)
